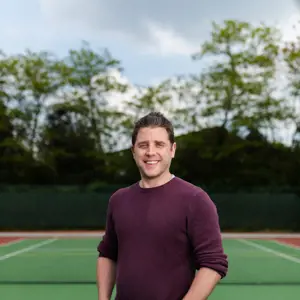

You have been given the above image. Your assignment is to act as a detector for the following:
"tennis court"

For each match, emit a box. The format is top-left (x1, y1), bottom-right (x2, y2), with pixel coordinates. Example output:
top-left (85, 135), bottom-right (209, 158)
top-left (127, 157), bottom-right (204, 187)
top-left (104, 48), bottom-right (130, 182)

top-left (0, 232), bottom-right (300, 300)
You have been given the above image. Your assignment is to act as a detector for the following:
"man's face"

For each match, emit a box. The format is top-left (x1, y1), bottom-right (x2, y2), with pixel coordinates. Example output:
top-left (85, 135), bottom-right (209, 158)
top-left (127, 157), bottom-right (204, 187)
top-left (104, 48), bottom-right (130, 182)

top-left (132, 126), bottom-right (176, 180)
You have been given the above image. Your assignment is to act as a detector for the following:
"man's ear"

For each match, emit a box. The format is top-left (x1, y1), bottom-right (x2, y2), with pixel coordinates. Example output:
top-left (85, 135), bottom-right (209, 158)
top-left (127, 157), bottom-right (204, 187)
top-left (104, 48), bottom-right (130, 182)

top-left (171, 142), bottom-right (176, 158)
top-left (131, 146), bottom-right (137, 162)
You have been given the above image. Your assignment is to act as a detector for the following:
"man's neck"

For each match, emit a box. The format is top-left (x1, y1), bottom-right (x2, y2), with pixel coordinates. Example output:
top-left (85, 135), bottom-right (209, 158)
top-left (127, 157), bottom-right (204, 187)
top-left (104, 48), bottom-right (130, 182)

top-left (140, 173), bottom-right (174, 188)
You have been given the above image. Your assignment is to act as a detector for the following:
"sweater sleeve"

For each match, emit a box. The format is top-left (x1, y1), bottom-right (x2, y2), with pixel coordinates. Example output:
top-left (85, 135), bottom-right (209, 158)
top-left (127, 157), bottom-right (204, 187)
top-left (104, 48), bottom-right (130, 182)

top-left (97, 194), bottom-right (118, 262)
top-left (186, 190), bottom-right (228, 278)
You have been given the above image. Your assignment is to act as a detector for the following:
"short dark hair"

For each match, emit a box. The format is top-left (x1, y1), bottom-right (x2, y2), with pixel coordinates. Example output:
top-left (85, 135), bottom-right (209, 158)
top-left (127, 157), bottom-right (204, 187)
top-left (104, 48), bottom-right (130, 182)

top-left (131, 112), bottom-right (175, 145)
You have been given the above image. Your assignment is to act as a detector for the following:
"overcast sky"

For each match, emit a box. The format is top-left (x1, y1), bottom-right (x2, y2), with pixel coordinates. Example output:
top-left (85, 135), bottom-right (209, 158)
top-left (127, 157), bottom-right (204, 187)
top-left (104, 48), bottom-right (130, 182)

top-left (1, 0), bottom-right (300, 86)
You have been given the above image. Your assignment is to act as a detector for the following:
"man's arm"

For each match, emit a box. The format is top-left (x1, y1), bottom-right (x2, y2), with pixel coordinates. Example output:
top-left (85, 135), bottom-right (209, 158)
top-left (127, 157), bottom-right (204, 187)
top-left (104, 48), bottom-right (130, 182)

top-left (182, 268), bottom-right (221, 300)
top-left (184, 191), bottom-right (228, 299)
top-left (96, 194), bottom-right (119, 300)
top-left (97, 257), bottom-right (116, 300)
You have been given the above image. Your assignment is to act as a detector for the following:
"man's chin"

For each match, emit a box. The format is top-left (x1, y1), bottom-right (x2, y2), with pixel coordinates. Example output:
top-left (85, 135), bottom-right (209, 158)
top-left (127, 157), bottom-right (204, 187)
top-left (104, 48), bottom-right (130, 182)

top-left (143, 172), bottom-right (160, 179)
top-left (140, 169), bottom-right (161, 179)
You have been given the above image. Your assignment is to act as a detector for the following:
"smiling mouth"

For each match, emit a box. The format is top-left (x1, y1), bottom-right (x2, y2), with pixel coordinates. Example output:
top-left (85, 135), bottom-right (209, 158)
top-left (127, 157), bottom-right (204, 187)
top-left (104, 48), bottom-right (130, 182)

top-left (144, 160), bottom-right (159, 165)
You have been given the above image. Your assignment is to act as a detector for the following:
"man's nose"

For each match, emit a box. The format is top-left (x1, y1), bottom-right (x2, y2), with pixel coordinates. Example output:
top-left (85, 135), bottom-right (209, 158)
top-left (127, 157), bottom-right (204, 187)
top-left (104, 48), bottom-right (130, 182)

top-left (146, 145), bottom-right (155, 155)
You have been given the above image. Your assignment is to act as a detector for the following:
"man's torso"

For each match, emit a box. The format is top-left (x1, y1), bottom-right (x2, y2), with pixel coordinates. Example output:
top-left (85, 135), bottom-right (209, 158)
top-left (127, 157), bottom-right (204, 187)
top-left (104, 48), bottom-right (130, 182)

top-left (111, 178), bottom-right (198, 300)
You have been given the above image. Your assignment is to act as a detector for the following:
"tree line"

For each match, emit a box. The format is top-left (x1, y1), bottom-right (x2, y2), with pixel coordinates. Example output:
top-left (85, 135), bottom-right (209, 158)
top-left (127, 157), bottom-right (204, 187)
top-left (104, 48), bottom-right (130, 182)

top-left (0, 19), bottom-right (300, 189)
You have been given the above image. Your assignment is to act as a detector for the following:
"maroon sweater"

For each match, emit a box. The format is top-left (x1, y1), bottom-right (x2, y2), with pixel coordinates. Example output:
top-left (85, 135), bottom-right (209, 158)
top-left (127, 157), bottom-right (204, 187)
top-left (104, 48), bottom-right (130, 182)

top-left (97, 176), bottom-right (228, 300)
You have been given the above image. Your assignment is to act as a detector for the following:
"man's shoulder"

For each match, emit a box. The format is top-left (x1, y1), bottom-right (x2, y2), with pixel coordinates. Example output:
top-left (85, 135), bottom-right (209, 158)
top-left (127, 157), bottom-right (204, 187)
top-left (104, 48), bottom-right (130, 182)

top-left (173, 176), bottom-right (207, 198)
top-left (174, 177), bottom-right (216, 215)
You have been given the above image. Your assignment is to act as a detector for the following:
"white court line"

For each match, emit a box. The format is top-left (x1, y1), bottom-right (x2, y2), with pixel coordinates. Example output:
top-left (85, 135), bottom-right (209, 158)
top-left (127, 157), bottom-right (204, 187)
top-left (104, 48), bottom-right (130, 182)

top-left (239, 239), bottom-right (300, 264)
top-left (0, 239), bottom-right (57, 261)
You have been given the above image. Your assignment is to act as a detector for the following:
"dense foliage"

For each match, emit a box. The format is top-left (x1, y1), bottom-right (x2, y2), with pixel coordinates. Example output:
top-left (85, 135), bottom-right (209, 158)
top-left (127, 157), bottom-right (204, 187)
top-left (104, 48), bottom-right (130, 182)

top-left (1, 20), bottom-right (299, 189)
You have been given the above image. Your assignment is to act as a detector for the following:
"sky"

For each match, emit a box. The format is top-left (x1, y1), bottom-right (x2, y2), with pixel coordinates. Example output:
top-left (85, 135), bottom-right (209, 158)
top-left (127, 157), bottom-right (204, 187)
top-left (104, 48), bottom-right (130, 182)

top-left (1, 0), bottom-right (300, 86)
top-left (1, 0), bottom-right (300, 145)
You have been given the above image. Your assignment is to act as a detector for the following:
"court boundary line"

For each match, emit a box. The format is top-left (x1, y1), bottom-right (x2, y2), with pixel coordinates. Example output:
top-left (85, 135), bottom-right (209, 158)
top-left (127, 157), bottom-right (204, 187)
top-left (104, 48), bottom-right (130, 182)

top-left (0, 239), bottom-right (57, 261)
top-left (239, 239), bottom-right (300, 264)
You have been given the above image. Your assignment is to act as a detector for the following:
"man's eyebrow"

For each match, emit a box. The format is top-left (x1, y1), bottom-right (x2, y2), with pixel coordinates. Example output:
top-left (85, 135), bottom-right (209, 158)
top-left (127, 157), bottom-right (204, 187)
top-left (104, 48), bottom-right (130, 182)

top-left (136, 140), bottom-right (166, 145)
top-left (137, 141), bottom-right (148, 145)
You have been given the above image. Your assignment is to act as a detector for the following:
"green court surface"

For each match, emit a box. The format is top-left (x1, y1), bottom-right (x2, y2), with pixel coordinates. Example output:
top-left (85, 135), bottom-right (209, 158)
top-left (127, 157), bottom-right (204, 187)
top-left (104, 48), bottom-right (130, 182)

top-left (0, 233), bottom-right (300, 300)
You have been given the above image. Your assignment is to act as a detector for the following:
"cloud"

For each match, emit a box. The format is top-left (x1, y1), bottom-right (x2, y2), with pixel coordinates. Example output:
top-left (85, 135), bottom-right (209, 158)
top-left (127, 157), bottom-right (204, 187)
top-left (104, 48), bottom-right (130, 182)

top-left (280, 13), bottom-right (300, 42)
top-left (142, 21), bottom-right (198, 56)
top-left (38, 0), bottom-right (300, 56)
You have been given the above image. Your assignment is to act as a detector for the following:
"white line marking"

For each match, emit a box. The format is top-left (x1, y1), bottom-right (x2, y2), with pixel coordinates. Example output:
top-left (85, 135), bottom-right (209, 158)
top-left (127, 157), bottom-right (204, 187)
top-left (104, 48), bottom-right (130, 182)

top-left (0, 239), bottom-right (57, 261)
top-left (239, 239), bottom-right (300, 264)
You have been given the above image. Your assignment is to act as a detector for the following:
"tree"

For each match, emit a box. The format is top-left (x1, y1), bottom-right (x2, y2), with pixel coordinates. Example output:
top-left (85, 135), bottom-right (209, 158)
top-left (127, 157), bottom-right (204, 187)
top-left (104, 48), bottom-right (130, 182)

top-left (61, 41), bottom-right (128, 153)
top-left (282, 33), bottom-right (300, 147)
top-left (120, 79), bottom-right (177, 146)
top-left (39, 102), bottom-right (103, 184)
top-left (188, 20), bottom-right (292, 139)
top-left (4, 50), bottom-right (65, 154)
top-left (0, 52), bottom-right (34, 183)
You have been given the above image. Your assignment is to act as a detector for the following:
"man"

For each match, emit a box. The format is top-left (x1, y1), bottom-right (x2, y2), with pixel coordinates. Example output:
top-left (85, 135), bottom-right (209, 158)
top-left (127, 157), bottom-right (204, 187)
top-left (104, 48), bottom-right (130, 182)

top-left (97, 112), bottom-right (228, 300)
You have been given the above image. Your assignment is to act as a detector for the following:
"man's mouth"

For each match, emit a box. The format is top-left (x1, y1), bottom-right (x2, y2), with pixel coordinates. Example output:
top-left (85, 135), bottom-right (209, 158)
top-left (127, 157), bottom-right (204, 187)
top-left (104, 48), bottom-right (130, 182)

top-left (144, 160), bottom-right (159, 165)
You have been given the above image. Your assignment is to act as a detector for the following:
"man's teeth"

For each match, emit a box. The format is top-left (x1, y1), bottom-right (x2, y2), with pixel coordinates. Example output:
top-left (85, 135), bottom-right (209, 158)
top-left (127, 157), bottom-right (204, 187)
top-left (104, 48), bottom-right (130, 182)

top-left (146, 161), bottom-right (158, 164)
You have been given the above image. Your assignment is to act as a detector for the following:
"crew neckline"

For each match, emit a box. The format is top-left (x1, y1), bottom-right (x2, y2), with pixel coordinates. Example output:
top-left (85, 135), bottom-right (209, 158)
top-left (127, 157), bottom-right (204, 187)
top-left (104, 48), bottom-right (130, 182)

top-left (134, 175), bottom-right (177, 193)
